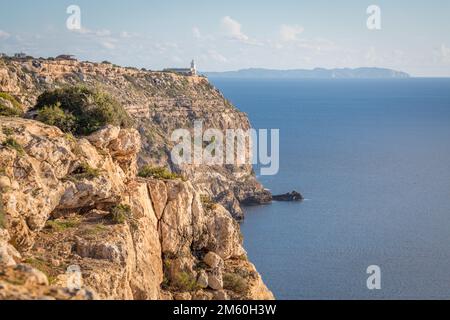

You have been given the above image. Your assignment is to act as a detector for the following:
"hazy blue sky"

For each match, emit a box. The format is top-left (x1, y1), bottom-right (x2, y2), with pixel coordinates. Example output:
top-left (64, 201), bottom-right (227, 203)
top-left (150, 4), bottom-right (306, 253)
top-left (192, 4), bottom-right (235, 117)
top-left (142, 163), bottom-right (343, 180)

top-left (0, 0), bottom-right (449, 76)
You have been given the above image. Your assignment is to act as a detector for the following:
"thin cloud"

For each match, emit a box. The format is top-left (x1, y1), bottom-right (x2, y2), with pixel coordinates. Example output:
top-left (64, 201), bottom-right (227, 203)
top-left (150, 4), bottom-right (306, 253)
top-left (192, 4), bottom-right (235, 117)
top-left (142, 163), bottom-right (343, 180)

top-left (192, 26), bottom-right (214, 41)
top-left (439, 44), bottom-right (450, 64)
top-left (280, 24), bottom-right (304, 42)
top-left (208, 49), bottom-right (227, 63)
top-left (192, 27), bottom-right (202, 39)
top-left (0, 30), bottom-right (11, 40)
top-left (221, 16), bottom-right (249, 42)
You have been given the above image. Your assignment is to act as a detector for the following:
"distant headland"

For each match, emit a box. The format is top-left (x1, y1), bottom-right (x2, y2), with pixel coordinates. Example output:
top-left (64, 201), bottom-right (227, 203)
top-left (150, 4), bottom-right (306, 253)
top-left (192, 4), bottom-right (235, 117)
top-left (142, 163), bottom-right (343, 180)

top-left (204, 67), bottom-right (410, 79)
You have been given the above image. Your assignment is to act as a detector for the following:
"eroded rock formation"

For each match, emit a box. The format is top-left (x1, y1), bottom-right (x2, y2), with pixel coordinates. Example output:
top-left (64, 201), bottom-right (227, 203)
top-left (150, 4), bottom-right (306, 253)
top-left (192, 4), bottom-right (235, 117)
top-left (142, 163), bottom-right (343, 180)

top-left (0, 118), bottom-right (273, 300)
top-left (0, 57), bottom-right (271, 220)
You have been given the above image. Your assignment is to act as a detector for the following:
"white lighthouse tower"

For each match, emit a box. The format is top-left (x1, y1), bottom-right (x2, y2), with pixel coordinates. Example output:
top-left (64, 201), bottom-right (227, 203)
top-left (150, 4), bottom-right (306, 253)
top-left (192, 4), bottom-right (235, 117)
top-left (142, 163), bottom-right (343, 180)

top-left (190, 59), bottom-right (197, 75)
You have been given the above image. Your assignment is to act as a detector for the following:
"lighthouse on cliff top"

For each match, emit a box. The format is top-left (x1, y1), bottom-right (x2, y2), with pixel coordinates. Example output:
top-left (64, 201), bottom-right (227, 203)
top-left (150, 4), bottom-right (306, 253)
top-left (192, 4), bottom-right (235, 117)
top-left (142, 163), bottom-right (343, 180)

top-left (190, 59), bottom-right (197, 75)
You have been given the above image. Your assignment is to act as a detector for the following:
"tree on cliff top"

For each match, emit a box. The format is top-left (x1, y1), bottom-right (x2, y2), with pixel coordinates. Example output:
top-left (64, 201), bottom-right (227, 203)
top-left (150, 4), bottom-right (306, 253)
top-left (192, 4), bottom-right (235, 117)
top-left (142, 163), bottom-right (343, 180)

top-left (33, 85), bottom-right (132, 135)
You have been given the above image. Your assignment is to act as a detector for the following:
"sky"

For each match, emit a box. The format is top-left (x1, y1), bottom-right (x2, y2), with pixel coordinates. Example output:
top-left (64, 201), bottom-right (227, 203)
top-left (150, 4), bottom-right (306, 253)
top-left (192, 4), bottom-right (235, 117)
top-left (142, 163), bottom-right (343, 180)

top-left (0, 0), bottom-right (449, 76)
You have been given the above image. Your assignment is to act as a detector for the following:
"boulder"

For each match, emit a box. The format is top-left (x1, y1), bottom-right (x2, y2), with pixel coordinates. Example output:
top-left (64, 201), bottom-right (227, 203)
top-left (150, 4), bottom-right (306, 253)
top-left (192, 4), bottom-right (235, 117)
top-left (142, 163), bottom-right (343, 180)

top-left (196, 270), bottom-right (209, 289)
top-left (203, 252), bottom-right (224, 269)
top-left (208, 271), bottom-right (223, 290)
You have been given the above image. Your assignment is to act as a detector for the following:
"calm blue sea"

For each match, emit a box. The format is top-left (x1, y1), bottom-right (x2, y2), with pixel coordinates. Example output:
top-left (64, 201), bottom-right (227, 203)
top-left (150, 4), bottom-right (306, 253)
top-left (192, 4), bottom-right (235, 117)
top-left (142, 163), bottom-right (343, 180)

top-left (210, 78), bottom-right (450, 300)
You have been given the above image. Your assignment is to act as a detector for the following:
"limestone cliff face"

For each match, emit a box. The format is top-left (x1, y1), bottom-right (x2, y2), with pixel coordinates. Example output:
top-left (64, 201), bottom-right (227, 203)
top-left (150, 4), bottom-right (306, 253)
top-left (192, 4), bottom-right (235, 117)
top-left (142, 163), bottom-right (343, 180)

top-left (0, 57), bottom-right (271, 220)
top-left (0, 117), bottom-right (273, 300)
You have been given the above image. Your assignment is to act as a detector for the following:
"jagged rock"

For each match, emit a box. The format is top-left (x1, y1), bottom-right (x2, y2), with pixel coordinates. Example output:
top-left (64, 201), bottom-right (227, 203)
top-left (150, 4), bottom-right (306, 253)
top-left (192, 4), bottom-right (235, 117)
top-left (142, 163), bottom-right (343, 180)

top-left (173, 292), bottom-right (192, 300)
top-left (208, 271), bottom-right (223, 290)
top-left (240, 190), bottom-right (273, 206)
top-left (159, 290), bottom-right (173, 300)
top-left (206, 205), bottom-right (246, 260)
top-left (146, 179), bottom-right (168, 220)
top-left (0, 57), bottom-right (270, 219)
top-left (0, 119), bottom-right (139, 251)
top-left (0, 230), bottom-right (21, 267)
top-left (158, 180), bottom-right (203, 256)
top-left (75, 238), bottom-right (124, 264)
top-left (203, 252), bottom-right (224, 269)
top-left (213, 290), bottom-right (228, 300)
top-left (196, 270), bottom-right (209, 289)
top-left (85, 125), bottom-right (121, 149)
top-left (0, 84), bottom-right (274, 300)
top-left (0, 264), bottom-right (98, 300)
top-left (192, 290), bottom-right (213, 300)
top-left (215, 190), bottom-right (244, 220)
top-left (124, 181), bottom-right (163, 300)
top-left (273, 191), bottom-right (304, 202)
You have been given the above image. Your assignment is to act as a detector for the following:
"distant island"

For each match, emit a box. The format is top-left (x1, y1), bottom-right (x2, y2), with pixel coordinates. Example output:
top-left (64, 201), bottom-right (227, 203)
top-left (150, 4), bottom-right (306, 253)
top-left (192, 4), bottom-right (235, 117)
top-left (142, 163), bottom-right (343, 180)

top-left (204, 67), bottom-right (410, 79)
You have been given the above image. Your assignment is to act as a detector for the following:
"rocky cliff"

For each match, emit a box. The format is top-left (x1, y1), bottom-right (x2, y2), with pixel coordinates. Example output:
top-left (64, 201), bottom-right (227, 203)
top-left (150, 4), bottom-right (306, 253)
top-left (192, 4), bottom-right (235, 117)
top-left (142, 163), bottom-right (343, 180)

top-left (0, 57), bottom-right (274, 300)
top-left (0, 118), bottom-right (273, 300)
top-left (0, 57), bottom-right (271, 220)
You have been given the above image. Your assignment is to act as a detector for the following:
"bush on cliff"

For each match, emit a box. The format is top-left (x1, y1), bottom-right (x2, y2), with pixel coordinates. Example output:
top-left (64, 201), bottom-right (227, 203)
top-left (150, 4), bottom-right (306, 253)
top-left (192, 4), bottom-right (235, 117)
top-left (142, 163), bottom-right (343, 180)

top-left (110, 204), bottom-right (131, 224)
top-left (33, 86), bottom-right (132, 135)
top-left (36, 103), bottom-right (77, 133)
top-left (138, 166), bottom-right (182, 180)
top-left (223, 273), bottom-right (248, 294)
top-left (0, 92), bottom-right (24, 117)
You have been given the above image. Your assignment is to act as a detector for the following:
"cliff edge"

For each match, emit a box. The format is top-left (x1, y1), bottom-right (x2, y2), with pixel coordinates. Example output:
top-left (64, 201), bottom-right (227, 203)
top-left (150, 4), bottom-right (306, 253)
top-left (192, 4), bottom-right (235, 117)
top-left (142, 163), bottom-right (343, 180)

top-left (0, 118), bottom-right (273, 300)
top-left (0, 56), bottom-right (274, 300)
top-left (0, 57), bottom-right (271, 220)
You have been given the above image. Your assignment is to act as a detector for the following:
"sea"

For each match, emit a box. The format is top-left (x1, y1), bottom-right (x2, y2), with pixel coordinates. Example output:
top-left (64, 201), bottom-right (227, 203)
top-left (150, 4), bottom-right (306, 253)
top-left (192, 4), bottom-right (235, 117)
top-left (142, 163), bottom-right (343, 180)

top-left (209, 78), bottom-right (450, 299)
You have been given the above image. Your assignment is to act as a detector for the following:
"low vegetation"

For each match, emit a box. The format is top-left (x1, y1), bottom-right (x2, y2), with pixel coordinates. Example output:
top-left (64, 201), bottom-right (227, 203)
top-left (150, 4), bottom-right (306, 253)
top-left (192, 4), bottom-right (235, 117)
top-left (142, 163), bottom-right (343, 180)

top-left (0, 92), bottom-right (24, 117)
top-left (223, 273), bottom-right (248, 294)
top-left (64, 163), bottom-right (101, 182)
top-left (110, 204), bottom-right (131, 224)
top-left (2, 127), bottom-right (14, 136)
top-left (36, 103), bottom-right (77, 133)
top-left (46, 217), bottom-right (81, 232)
top-left (200, 195), bottom-right (218, 211)
top-left (2, 137), bottom-right (25, 155)
top-left (33, 85), bottom-right (133, 135)
top-left (81, 223), bottom-right (109, 236)
top-left (138, 165), bottom-right (182, 180)
top-left (172, 271), bottom-right (199, 292)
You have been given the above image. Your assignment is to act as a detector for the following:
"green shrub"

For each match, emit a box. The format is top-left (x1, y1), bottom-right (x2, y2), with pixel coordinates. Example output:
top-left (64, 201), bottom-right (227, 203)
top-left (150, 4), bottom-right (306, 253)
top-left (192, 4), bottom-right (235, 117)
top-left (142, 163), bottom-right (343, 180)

top-left (172, 272), bottom-right (199, 292)
top-left (64, 163), bottom-right (100, 182)
top-left (138, 166), bottom-right (181, 180)
top-left (110, 204), bottom-right (131, 224)
top-left (2, 127), bottom-right (14, 136)
top-left (223, 273), bottom-right (248, 294)
top-left (46, 218), bottom-right (80, 232)
top-left (2, 137), bottom-right (25, 155)
top-left (0, 92), bottom-right (23, 117)
top-left (200, 195), bottom-right (217, 211)
top-left (36, 103), bottom-right (77, 133)
top-left (33, 86), bottom-right (132, 135)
